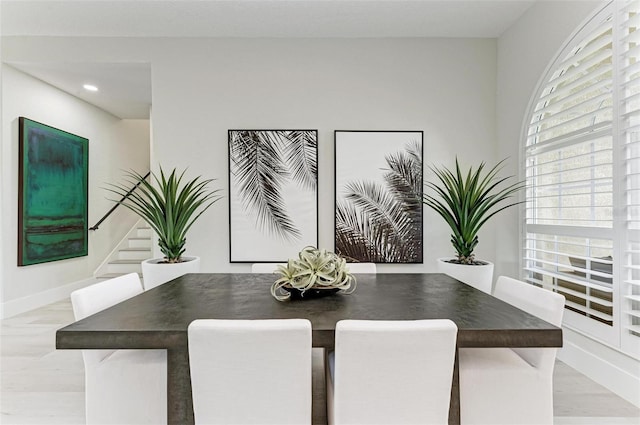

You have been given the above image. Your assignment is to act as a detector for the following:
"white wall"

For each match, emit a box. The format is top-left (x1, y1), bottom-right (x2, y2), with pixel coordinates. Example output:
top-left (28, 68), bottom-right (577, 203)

top-left (497, 0), bottom-right (639, 407)
top-left (150, 37), bottom-right (498, 272)
top-left (1, 65), bottom-right (149, 316)
top-left (495, 0), bottom-right (602, 280)
top-left (1, 35), bottom-right (497, 288)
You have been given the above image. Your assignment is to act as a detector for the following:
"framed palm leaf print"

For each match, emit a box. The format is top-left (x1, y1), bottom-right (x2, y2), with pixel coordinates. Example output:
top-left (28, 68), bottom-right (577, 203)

top-left (335, 130), bottom-right (423, 264)
top-left (229, 130), bottom-right (318, 262)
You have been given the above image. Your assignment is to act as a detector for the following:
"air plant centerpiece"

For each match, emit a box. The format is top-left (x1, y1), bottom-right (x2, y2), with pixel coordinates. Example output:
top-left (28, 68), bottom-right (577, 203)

top-left (270, 246), bottom-right (357, 301)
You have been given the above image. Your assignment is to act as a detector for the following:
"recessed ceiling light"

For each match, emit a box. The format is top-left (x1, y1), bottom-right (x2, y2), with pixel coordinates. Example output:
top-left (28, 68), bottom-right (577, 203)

top-left (83, 84), bottom-right (99, 92)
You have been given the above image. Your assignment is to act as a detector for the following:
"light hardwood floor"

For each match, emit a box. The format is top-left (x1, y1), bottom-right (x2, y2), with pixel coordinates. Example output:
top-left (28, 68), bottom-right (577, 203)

top-left (1, 299), bottom-right (639, 424)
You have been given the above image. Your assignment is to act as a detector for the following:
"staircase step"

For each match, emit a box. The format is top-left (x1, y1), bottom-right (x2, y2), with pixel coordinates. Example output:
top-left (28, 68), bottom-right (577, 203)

top-left (95, 220), bottom-right (152, 279)
top-left (118, 248), bottom-right (152, 260)
top-left (128, 237), bottom-right (152, 249)
top-left (136, 228), bottom-right (152, 238)
top-left (107, 259), bottom-right (143, 274)
top-left (109, 259), bottom-right (143, 264)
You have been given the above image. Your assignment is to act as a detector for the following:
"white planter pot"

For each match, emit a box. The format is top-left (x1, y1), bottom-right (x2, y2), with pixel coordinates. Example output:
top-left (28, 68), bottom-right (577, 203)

top-left (141, 256), bottom-right (201, 290)
top-left (437, 257), bottom-right (494, 294)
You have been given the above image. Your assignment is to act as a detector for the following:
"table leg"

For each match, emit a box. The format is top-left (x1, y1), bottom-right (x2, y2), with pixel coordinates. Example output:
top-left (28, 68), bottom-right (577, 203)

top-left (167, 348), bottom-right (194, 425)
top-left (449, 348), bottom-right (460, 425)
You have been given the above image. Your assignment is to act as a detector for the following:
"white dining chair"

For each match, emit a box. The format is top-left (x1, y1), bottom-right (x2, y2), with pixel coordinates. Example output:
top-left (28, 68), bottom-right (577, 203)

top-left (188, 319), bottom-right (312, 424)
top-left (459, 275), bottom-right (565, 425)
top-left (345, 262), bottom-right (377, 273)
top-left (326, 319), bottom-right (458, 425)
top-left (70, 273), bottom-right (167, 425)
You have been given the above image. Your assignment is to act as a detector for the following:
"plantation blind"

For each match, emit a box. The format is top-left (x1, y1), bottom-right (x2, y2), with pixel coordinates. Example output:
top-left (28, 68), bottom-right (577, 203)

top-left (524, 1), bottom-right (640, 352)
top-left (620, 0), bottom-right (640, 353)
top-left (524, 8), bottom-right (615, 332)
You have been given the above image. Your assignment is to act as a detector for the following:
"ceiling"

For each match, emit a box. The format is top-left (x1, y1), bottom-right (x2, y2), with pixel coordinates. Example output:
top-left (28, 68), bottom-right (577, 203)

top-left (1, 0), bottom-right (537, 119)
top-left (7, 62), bottom-right (153, 119)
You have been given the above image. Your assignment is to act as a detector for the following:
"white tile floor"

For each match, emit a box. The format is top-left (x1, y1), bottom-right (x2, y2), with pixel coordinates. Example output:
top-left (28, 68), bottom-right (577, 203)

top-left (1, 299), bottom-right (639, 424)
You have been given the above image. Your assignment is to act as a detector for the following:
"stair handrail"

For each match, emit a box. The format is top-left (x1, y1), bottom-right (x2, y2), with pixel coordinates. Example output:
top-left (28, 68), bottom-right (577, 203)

top-left (90, 171), bottom-right (151, 231)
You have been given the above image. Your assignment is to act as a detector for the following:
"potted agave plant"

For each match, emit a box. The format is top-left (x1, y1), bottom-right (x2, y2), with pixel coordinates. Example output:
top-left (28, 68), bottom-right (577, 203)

top-left (423, 158), bottom-right (524, 293)
top-left (107, 167), bottom-right (222, 290)
top-left (270, 246), bottom-right (357, 301)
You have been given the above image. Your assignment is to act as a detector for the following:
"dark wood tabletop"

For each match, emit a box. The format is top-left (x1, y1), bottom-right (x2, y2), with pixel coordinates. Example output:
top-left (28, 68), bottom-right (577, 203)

top-left (56, 273), bottom-right (563, 424)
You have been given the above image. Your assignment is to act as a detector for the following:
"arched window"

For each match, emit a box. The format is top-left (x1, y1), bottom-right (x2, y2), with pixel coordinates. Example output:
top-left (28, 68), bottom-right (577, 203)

top-left (523, 0), bottom-right (639, 355)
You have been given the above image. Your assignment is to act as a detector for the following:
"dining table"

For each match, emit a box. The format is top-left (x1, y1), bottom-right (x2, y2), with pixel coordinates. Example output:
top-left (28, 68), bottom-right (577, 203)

top-left (56, 272), bottom-right (562, 425)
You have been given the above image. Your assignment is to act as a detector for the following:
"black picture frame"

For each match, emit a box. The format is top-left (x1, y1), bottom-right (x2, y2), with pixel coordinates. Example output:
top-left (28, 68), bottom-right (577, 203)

top-left (228, 130), bottom-right (319, 262)
top-left (334, 130), bottom-right (423, 264)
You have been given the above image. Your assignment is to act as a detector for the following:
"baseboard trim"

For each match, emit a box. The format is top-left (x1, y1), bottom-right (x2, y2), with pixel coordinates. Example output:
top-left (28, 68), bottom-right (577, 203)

top-left (1, 277), bottom-right (97, 319)
top-left (558, 328), bottom-right (640, 408)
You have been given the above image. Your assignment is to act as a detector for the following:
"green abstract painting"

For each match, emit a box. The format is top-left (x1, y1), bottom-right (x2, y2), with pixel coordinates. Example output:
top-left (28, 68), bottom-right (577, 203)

top-left (18, 117), bottom-right (89, 266)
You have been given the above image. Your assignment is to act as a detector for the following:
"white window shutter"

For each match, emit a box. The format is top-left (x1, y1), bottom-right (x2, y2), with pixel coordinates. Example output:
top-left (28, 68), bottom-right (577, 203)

top-left (524, 0), bottom-right (640, 356)
top-left (619, 0), bottom-right (640, 354)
